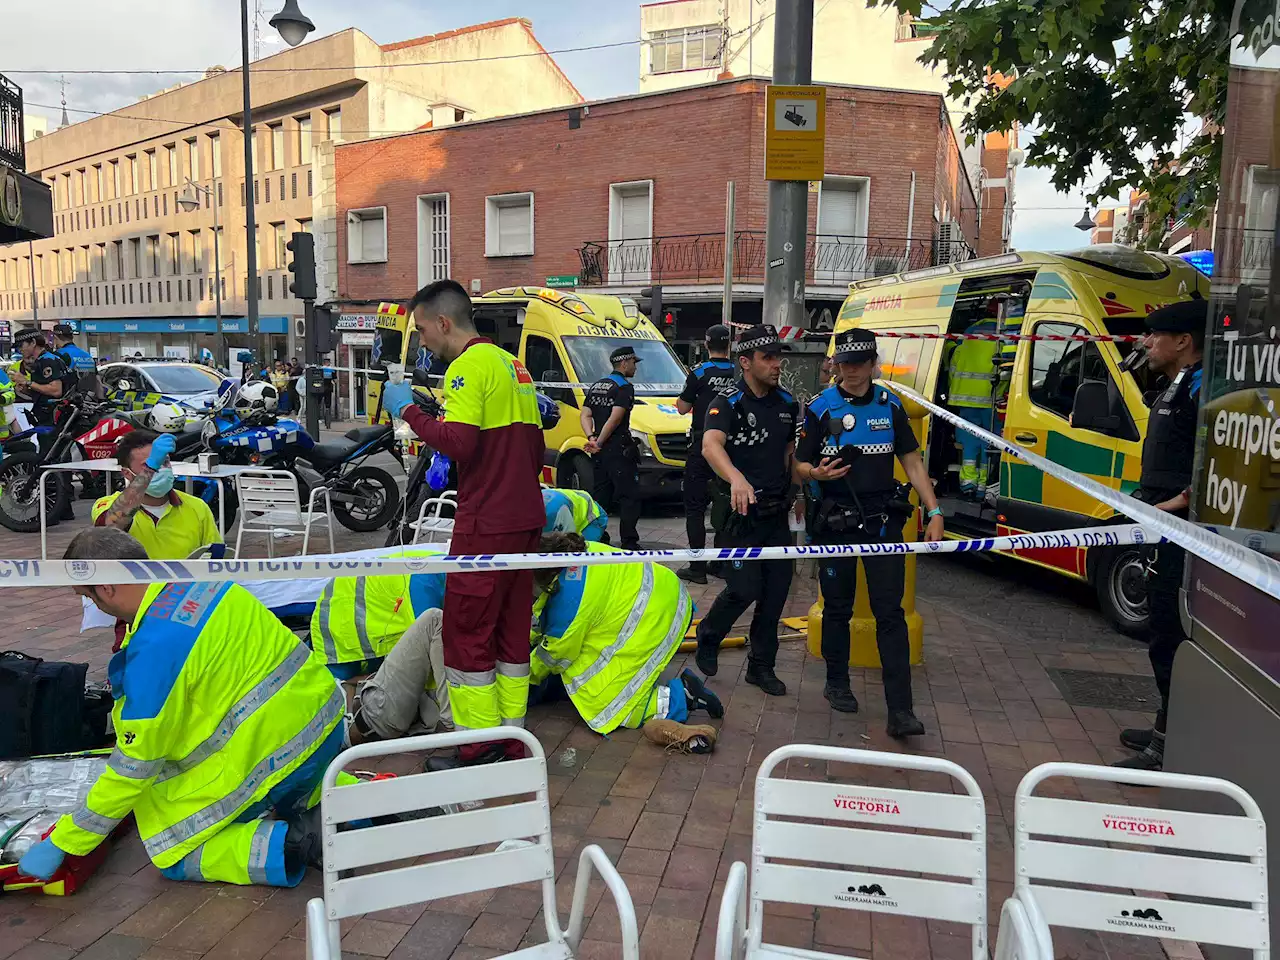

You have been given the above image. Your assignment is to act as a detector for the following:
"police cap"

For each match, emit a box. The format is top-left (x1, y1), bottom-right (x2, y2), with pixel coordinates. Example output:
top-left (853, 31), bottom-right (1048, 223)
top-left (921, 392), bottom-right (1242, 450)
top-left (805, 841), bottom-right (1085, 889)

top-left (706, 324), bottom-right (731, 345)
top-left (609, 346), bottom-right (640, 364)
top-left (735, 324), bottom-right (781, 355)
top-left (1145, 299), bottom-right (1207, 334)
top-left (52, 323), bottom-right (74, 338)
top-left (832, 327), bottom-right (877, 363)
top-left (14, 328), bottom-right (44, 347)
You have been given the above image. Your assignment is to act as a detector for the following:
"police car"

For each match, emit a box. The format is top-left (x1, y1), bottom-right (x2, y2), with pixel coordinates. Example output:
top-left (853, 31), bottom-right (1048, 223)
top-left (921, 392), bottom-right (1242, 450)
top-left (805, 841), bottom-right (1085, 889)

top-left (99, 358), bottom-right (226, 411)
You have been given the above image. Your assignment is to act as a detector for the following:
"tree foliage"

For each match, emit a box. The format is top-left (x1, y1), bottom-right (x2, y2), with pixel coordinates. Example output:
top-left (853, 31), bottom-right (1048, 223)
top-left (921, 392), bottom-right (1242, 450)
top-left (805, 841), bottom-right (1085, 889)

top-left (873, 0), bottom-right (1260, 245)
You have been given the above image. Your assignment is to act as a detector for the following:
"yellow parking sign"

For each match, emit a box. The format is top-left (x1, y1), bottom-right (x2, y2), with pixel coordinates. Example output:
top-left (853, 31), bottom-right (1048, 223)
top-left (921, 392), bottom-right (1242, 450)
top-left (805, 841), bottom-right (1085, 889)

top-left (764, 84), bottom-right (826, 181)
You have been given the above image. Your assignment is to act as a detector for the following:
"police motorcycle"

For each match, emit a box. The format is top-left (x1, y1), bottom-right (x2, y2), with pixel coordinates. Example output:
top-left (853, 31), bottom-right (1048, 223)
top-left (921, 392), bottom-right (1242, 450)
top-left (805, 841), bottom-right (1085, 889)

top-left (211, 380), bottom-right (402, 533)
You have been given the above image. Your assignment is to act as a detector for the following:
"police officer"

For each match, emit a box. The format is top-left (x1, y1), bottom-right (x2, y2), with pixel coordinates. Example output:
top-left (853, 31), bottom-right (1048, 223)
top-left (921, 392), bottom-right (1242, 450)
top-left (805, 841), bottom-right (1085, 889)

top-left (676, 324), bottom-right (737, 583)
top-left (582, 346), bottom-right (641, 550)
top-left (694, 325), bottom-right (799, 696)
top-left (795, 328), bottom-right (944, 737)
top-left (52, 323), bottom-right (96, 377)
top-left (1115, 299), bottom-right (1205, 771)
top-left (11, 328), bottom-right (68, 440)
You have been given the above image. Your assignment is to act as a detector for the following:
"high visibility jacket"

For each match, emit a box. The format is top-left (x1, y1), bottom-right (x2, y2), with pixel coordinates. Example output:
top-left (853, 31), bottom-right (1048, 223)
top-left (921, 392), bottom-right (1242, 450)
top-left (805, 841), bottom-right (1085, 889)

top-left (92, 491), bottom-right (221, 560)
top-left (51, 581), bottom-right (344, 869)
top-left (309, 548), bottom-right (445, 668)
top-left (542, 487), bottom-right (607, 540)
top-left (947, 320), bottom-right (999, 409)
top-left (531, 544), bottom-right (692, 734)
top-left (0, 368), bottom-right (15, 440)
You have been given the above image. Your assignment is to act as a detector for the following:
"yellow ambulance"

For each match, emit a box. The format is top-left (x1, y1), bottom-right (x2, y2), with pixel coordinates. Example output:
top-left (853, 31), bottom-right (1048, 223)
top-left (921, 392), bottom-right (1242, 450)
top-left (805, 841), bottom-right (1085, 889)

top-left (369, 287), bottom-right (692, 496)
top-left (833, 245), bottom-right (1210, 635)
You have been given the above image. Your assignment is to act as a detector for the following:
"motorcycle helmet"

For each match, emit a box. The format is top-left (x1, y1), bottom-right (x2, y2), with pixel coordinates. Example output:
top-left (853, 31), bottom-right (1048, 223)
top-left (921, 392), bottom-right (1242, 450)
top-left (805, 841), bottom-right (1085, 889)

top-left (147, 402), bottom-right (188, 434)
top-left (233, 381), bottom-right (279, 422)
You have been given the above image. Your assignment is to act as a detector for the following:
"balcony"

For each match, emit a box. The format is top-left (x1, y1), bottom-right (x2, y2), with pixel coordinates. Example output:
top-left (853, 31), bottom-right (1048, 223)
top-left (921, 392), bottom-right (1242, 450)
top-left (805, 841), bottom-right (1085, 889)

top-left (576, 231), bottom-right (966, 288)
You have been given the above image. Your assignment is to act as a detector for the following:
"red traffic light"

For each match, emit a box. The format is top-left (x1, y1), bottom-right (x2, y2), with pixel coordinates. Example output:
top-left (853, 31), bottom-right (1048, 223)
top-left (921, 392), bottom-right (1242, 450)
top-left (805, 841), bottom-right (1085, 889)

top-left (663, 312), bottom-right (675, 326)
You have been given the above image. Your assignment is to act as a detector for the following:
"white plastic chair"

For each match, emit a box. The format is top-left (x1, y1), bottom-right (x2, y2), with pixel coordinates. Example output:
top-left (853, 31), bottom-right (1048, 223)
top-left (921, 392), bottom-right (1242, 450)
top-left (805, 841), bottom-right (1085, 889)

top-left (716, 744), bottom-right (988, 960)
top-left (233, 469), bottom-right (333, 558)
top-left (992, 762), bottom-right (1269, 960)
top-left (305, 728), bottom-right (639, 960)
top-left (409, 491), bottom-right (457, 545)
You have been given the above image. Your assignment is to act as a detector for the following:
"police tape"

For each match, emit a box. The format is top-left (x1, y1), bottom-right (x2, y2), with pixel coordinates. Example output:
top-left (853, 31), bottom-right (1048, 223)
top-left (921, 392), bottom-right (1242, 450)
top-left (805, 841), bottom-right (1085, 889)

top-left (893, 382), bottom-right (1280, 603)
top-left (724, 320), bottom-right (1142, 344)
top-left (0, 525), bottom-right (1153, 588)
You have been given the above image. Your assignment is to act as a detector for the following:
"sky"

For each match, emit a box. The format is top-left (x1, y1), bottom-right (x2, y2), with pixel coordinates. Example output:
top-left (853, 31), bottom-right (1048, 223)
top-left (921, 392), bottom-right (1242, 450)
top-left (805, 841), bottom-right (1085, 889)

top-left (3, 0), bottom-right (1092, 252)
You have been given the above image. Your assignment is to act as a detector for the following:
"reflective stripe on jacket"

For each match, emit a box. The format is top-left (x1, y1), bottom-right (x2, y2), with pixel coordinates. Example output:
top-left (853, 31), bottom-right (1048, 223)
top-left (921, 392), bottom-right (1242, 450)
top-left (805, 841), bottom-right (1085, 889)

top-left (948, 320), bottom-right (999, 409)
top-left (542, 488), bottom-right (607, 538)
top-left (531, 544), bottom-right (691, 734)
top-left (51, 581), bottom-right (344, 868)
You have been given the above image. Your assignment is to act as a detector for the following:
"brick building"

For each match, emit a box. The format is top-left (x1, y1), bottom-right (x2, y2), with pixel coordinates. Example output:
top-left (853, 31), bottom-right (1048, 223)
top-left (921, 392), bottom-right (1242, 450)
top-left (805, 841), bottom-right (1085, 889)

top-left (331, 77), bottom-right (982, 349)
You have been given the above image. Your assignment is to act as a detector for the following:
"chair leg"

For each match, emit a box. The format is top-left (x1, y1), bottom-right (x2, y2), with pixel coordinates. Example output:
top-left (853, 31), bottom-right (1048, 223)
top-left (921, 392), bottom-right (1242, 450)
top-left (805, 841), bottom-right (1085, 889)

top-left (302, 521), bottom-right (311, 556)
top-left (327, 516), bottom-right (334, 554)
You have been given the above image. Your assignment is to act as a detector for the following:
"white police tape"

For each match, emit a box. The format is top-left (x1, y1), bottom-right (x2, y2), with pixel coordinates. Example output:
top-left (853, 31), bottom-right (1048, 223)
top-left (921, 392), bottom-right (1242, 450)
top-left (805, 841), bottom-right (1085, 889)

top-left (894, 382), bottom-right (1280, 603)
top-left (9, 524), bottom-right (1151, 588)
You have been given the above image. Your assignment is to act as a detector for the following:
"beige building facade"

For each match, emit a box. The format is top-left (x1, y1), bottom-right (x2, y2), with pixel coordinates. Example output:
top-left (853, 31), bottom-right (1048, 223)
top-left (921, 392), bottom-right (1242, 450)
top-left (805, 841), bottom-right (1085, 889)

top-left (0, 18), bottom-right (580, 362)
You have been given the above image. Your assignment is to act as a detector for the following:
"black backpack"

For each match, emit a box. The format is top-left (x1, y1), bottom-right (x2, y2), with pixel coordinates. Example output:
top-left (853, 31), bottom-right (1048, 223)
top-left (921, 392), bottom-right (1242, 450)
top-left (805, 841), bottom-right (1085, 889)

top-left (0, 652), bottom-right (113, 760)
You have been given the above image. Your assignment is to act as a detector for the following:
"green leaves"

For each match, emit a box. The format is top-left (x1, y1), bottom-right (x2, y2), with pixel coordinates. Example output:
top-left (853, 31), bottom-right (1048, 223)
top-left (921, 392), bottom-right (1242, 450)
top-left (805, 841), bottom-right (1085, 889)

top-left (865, 0), bottom-right (1232, 245)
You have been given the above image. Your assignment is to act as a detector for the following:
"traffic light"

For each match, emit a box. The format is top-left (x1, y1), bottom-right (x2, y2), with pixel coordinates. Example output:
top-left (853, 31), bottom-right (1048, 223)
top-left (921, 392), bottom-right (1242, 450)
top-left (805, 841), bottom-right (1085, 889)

top-left (287, 232), bottom-right (316, 300)
top-left (638, 285), bottom-right (663, 326)
top-left (660, 310), bottom-right (677, 340)
top-left (312, 304), bottom-right (335, 354)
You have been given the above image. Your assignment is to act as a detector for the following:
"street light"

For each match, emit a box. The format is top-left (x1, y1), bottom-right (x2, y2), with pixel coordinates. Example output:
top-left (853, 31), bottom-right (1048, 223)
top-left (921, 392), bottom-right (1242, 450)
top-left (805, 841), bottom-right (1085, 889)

top-left (1075, 207), bottom-right (1096, 232)
top-left (269, 0), bottom-right (316, 47)
top-left (179, 179), bottom-right (224, 369)
top-left (239, 0), bottom-right (313, 368)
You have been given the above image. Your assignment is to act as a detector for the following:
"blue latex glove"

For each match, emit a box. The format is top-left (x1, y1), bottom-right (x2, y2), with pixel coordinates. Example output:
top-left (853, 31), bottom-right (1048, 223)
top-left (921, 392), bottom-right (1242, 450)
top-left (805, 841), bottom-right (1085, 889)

top-left (382, 381), bottom-right (415, 418)
top-left (145, 433), bottom-right (177, 470)
top-left (19, 837), bottom-right (67, 881)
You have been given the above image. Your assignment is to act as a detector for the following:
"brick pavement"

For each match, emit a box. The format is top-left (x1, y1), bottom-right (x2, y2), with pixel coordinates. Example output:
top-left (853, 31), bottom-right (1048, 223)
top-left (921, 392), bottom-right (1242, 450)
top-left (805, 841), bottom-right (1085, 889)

top-left (0, 483), bottom-right (1177, 960)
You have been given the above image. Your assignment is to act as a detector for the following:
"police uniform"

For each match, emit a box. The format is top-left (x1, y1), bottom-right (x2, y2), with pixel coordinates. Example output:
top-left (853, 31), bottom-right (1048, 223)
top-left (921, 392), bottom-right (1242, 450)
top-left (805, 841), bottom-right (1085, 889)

top-left (53, 324), bottom-right (97, 377)
top-left (694, 325), bottom-right (798, 694)
top-left (677, 325), bottom-right (737, 579)
top-left (584, 347), bottom-right (641, 549)
top-left (14, 329), bottom-right (69, 433)
top-left (1116, 299), bottom-right (1205, 769)
top-left (798, 329), bottom-right (925, 731)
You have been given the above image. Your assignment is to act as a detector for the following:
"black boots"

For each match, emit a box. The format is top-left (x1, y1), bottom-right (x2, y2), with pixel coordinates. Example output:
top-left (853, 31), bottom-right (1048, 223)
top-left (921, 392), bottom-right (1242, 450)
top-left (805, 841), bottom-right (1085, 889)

top-left (886, 710), bottom-right (925, 739)
top-left (823, 683), bottom-right (860, 713)
top-left (744, 664), bottom-right (786, 696)
top-left (676, 564), bottom-right (708, 585)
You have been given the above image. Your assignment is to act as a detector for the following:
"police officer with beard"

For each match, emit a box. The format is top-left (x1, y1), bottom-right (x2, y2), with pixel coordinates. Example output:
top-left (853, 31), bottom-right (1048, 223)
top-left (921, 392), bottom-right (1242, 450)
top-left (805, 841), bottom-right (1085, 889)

top-left (676, 325), bottom-right (737, 583)
top-left (795, 328), bottom-right (944, 738)
top-left (1114, 299), bottom-right (1205, 771)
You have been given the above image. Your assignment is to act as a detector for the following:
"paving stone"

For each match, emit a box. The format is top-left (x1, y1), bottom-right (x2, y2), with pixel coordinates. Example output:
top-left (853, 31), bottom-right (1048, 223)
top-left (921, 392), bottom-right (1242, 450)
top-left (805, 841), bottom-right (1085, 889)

top-left (71, 937), bottom-right (150, 960)
top-left (338, 920), bottom-right (412, 959)
top-left (627, 812), bottom-right (684, 851)
top-left (586, 796), bottom-right (646, 840)
top-left (459, 914), bottom-right (530, 952)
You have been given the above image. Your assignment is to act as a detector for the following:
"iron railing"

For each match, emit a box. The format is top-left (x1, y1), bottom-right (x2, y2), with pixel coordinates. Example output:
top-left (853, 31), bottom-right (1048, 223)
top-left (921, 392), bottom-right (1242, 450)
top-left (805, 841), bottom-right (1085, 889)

top-left (576, 231), bottom-right (970, 286)
top-left (0, 74), bottom-right (25, 172)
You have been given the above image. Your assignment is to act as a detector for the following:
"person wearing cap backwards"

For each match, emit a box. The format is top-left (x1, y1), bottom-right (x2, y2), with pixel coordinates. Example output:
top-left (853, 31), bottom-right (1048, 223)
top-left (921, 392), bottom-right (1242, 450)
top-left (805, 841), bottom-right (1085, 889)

top-left (694, 324), bottom-right (800, 696)
top-left (581, 346), bottom-right (642, 550)
top-left (1114, 298), bottom-right (1205, 771)
top-left (381, 279), bottom-right (544, 770)
top-left (795, 328), bottom-right (944, 737)
top-left (675, 324), bottom-right (738, 583)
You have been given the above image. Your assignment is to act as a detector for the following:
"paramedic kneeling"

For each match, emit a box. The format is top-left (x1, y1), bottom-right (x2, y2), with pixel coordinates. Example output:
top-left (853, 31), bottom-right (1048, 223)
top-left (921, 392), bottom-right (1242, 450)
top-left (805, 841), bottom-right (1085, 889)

top-left (19, 528), bottom-right (344, 887)
top-left (795, 328), bottom-right (944, 739)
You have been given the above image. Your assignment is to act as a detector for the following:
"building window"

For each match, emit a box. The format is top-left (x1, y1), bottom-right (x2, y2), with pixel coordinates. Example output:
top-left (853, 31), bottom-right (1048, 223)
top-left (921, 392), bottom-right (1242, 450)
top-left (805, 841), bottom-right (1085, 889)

top-left (167, 233), bottom-right (181, 274)
top-left (296, 115), bottom-right (312, 160)
top-left (270, 123), bottom-right (284, 171)
top-left (346, 207), bottom-right (388, 263)
top-left (249, 127), bottom-right (259, 175)
top-left (279, 175), bottom-right (285, 201)
top-left (190, 230), bottom-right (203, 273)
top-left (166, 280), bottom-right (172, 302)
top-left (265, 178), bottom-right (271, 204)
top-left (307, 169), bottom-right (313, 196)
top-left (142, 198), bottom-right (147, 219)
top-left (217, 182), bottom-right (223, 207)
top-left (649, 25), bottom-right (725, 73)
top-left (90, 208), bottom-right (96, 229)
top-left (324, 108), bottom-right (342, 142)
top-left (112, 241), bottom-right (124, 281)
top-left (107, 206), bottom-right (112, 226)
top-left (162, 193), bottom-right (168, 217)
top-left (297, 218), bottom-right (312, 234)
top-left (267, 274), bottom-right (274, 300)
top-left (485, 193), bottom-right (534, 257)
top-left (93, 165), bottom-right (104, 202)
top-left (75, 169), bottom-right (85, 206)
top-left (166, 144), bottom-right (178, 187)
top-left (146, 150), bottom-right (158, 191)
top-left (210, 133), bottom-right (222, 179)
top-left (271, 222), bottom-right (287, 269)
top-left (417, 194), bottom-right (450, 284)
top-left (254, 180), bottom-right (259, 204)
top-left (291, 172), bottom-right (297, 199)
top-left (147, 235), bottom-right (160, 277)
top-left (185, 138), bottom-right (199, 182)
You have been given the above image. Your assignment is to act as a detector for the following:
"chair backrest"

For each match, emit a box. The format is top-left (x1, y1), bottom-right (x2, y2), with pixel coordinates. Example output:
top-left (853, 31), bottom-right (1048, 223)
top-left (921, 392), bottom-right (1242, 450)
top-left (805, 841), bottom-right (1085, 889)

top-left (235, 470), bottom-right (303, 525)
top-left (1013, 762), bottom-right (1269, 957)
top-left (315, 729), bottom-right (559, 945)
top-left (749, 745), bottom-right (988, 959)
top-left (412, 495), bottom-right (457, 544)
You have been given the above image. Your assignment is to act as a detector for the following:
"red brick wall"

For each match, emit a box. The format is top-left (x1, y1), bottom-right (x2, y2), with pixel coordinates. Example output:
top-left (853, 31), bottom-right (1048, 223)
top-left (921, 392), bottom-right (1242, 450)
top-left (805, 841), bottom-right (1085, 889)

top-left (334, 79), bottom-right (977, 299)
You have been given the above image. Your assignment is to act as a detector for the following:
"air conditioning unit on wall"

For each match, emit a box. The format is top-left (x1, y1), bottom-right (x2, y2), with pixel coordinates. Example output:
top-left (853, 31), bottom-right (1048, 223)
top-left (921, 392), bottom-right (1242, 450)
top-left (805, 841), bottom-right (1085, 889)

top-left (936, 221), bottom-right (967, 265)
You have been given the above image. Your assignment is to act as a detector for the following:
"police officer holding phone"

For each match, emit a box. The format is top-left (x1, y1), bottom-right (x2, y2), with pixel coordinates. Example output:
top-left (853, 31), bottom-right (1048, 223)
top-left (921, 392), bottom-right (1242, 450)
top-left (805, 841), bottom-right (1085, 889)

top-left (676, 324), bottom-right (737, 583)
top-left (694, 325), bottom-right (799, 697)
top-left (795, 328), bottom-right (944, 737)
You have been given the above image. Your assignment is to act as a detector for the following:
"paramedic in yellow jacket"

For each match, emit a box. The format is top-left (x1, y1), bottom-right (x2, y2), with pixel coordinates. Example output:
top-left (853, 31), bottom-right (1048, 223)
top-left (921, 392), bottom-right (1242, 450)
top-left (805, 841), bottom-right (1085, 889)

top-left (530, 532), bottom-right (722, 752)
top-left (19, 528), bottom-right (345, 888)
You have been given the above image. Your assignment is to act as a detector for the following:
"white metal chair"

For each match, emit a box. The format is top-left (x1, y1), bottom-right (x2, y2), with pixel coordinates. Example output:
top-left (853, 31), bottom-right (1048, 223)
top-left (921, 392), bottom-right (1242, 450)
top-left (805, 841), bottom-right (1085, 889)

top-left (232, 469), bottom-right (333, 558)
top-left (305, 728), bottom-right (639, 960)
top-left (991, 762), bottom-right (1270, 960)
top-left (715, 744), bottom-right (988, 960)
top-left (409, 491), bottom-right (457, 545)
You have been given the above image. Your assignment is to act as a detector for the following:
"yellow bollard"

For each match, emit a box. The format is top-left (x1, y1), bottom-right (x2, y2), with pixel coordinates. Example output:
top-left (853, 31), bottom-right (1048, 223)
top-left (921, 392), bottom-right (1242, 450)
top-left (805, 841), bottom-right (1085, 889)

top-left (805, 391), bottom-right (926, 667)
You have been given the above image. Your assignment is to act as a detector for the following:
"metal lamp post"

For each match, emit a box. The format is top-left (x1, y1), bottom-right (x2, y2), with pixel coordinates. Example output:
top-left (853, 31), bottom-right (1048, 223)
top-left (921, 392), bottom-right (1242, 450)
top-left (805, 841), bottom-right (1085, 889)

top-left (177, 179), bottom-right (223, 368)
top-left (239, 0), bottom-right (314, 365)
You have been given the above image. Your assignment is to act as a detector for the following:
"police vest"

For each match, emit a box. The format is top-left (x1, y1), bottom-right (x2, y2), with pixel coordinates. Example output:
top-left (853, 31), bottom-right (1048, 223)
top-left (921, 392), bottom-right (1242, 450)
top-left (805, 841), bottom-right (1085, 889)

top-left (688, 359), bottom-right (737, 436)
top-left (808, 383), bottom-right (901, 499)
top-left (948, 321), bottom-right (999, 409)
top-left (0, 369), bottom-right (16, 440)
top-left (310, 557), bottom-right (445, 668)
top-left (532, 543), bottom-right (691, 734)
top-left (51, 581), bottom-right (344, 868)
top-left (584, 373), bottom-right (632, 447)
top-left (1140, 363), bottom-right (1202, 497)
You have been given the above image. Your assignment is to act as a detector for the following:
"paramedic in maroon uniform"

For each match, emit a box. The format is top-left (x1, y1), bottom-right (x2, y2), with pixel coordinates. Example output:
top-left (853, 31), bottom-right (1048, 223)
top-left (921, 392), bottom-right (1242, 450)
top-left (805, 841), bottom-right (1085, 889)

top-left (381, 280), bottom-right (545, 768)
